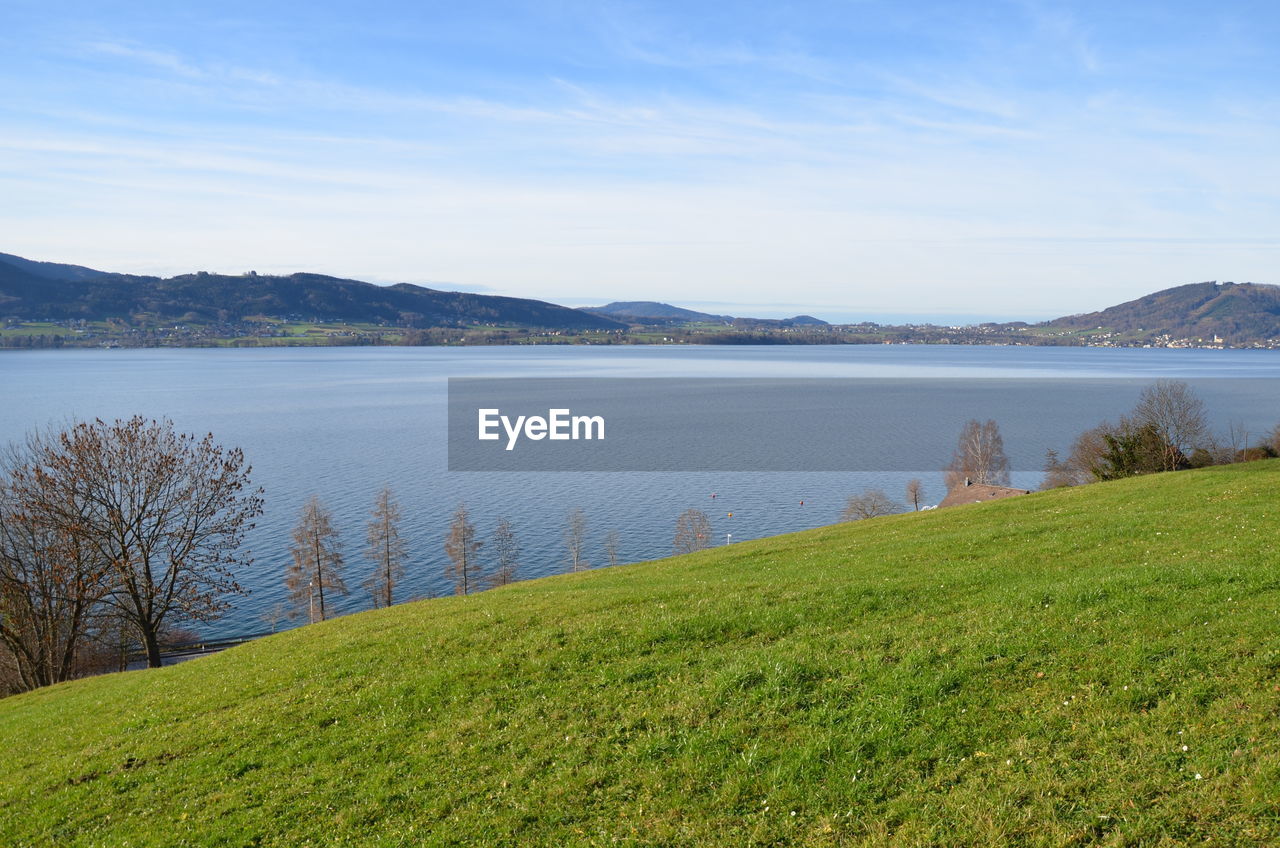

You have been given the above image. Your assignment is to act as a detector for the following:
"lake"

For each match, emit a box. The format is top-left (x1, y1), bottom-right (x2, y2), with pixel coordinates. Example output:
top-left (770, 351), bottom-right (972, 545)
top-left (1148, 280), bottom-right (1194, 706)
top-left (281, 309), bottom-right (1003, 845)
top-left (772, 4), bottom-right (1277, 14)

top-left (3, 344), bottom-right (1279, 639)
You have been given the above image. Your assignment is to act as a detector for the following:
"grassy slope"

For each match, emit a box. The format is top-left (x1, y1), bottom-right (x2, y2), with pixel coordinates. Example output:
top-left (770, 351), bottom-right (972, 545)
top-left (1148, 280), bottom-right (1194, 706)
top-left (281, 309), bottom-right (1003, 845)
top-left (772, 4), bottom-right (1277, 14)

top-left (2, 463), bottom-right (1280, 846)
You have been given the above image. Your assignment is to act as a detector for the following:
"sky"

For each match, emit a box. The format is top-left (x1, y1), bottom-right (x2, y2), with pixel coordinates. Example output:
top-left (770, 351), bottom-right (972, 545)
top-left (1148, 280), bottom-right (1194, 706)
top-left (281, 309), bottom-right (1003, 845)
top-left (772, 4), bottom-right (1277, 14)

top-left (1, 1), bottom-right (1278, 322)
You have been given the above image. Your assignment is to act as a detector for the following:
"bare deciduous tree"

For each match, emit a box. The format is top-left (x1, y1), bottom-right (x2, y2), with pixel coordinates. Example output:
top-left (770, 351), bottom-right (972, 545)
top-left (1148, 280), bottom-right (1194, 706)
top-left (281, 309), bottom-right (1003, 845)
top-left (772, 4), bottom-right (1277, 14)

top-left (1039, 448), bottom-right (1077, 490)
top-left (487, 517), bottom-right (519, 588)
top-left (673, 509), bottom-right (713, 555)
top-left (259, 602), bottom-right (289, 634)
top-left (1065, 422), bottom-right (1115, 484)
top-left (0, 435), bottom-right (111, 690)
top-left (841, 489), bottom-right (898, 521)
top-left (905, 479), bottom-right (924, 511)
top-left (0, 511), bottom-right (105, 690)
top-left (100, 616), bottom-right (137, 674)
top-left (445, 503), bottom-right (482, 594)
top-left (1131, 379), bottom-right (1209, 471)
top-left (944, 419), bottom-right (1011, 490)
top-left (15, 417), bottom-right (263, 668)
top-left (287, 496), bottom-right (348, 623)
top-left (1223, 419), bottom-right (1250, 460)
top-left (564, 508), bottom-right (589, 572)
top-left (362, 486), bottom-right (406, 609)
top-left (603, 529), bottom-right (620, 568)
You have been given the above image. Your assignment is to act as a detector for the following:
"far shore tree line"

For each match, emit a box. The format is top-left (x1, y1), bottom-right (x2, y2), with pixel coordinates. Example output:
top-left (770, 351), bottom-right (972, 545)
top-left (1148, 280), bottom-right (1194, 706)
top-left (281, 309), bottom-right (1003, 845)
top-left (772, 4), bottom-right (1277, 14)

top-left (840, 379), bottom-right (1280, 522)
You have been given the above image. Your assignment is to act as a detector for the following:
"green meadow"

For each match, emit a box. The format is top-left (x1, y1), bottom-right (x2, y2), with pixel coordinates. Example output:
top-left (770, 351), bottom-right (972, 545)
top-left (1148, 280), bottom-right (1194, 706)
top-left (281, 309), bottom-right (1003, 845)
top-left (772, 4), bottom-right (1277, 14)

top-left (2, 461), bottom-right (1279, 846)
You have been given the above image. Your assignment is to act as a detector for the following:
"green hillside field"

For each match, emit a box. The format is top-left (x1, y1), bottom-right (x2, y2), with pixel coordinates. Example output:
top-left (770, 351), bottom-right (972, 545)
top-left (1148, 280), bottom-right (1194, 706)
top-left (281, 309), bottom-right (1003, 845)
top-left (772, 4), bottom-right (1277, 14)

top-left (2, 462), bottom-right (1279, 846)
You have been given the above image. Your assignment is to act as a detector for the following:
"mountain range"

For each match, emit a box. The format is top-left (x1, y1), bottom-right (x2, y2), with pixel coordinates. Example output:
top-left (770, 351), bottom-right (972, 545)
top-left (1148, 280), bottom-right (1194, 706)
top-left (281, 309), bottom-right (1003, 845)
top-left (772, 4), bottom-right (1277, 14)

top-left (0, 253), bottom-right (624, 331)
top-left (3, 252), bottom-right (1278, 342)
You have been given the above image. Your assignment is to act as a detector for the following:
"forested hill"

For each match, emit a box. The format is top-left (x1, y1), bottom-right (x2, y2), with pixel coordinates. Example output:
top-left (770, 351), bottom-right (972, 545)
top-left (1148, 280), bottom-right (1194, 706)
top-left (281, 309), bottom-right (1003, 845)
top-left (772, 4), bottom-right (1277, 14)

top-left (0, 254), bottom-right (625, 330)
top-left (1044, 281), bottom-right (1280, 341)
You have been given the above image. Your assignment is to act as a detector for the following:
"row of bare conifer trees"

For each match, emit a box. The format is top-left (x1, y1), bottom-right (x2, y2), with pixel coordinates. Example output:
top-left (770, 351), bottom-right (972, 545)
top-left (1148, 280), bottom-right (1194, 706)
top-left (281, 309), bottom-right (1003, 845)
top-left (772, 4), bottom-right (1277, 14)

top-left (278, 498), bottom-right (726, 627)
top-left (279, 496), bottom-right (633, 625)
top-left (279, 494), bottom-right (519, 624)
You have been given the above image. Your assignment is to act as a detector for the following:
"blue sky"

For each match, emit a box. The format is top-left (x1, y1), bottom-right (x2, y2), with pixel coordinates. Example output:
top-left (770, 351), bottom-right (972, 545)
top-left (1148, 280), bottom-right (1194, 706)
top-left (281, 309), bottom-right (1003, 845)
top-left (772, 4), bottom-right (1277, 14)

top-left (2, 1), bottom-right (1278, 321)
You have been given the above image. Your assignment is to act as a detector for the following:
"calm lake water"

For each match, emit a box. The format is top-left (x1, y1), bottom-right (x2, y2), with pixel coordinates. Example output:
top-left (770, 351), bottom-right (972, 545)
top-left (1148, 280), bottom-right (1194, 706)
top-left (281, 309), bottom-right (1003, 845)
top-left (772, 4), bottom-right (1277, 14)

top-left (3, 344), bottom-right (1279, 639)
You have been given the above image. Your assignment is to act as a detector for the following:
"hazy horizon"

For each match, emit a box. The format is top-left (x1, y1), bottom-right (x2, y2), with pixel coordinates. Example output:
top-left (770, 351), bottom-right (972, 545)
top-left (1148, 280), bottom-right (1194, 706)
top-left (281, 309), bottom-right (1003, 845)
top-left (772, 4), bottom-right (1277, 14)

top-left (3, 1), bottom-right (1277, 318)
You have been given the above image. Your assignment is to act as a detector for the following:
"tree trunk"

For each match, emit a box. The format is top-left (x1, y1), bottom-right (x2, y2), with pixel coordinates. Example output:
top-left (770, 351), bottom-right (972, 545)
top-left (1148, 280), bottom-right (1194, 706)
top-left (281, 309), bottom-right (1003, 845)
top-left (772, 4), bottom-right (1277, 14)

top-left (384, 536), bottom-right (392, 607)
top-left (142, 624), bottom-right (163, 668)
top-left (313, 535), bottom-right (326, 622)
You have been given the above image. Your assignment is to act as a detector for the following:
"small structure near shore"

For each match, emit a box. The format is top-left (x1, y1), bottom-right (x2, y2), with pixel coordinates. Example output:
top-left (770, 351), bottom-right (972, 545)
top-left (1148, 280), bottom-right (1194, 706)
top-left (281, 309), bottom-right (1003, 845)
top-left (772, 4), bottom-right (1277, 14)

top-left (938, 478), bottom-right (1030, 509)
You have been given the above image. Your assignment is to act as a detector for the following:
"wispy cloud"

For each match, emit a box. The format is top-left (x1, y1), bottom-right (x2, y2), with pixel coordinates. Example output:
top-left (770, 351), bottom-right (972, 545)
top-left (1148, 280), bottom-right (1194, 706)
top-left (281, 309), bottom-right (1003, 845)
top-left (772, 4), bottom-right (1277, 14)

top-left (1017, 0), bottom-right (1102, 73)
top-left (88, 41), bottom-right (208, 78)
